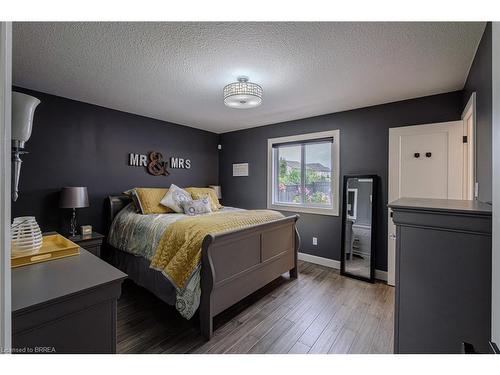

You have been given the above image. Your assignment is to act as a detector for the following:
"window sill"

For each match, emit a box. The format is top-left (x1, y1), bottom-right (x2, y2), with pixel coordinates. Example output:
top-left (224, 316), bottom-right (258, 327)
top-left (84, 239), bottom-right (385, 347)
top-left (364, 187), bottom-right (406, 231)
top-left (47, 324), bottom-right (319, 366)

top-left (267, 203), bottom-right (339, 216)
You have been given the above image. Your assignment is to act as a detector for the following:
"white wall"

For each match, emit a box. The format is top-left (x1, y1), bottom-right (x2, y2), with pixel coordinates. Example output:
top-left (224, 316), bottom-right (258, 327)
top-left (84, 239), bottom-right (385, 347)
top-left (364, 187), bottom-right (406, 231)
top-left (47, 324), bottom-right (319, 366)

top-left (492, 22), bottom-right (500, 345)
top-left (0, 22), bottom-right (12, 353)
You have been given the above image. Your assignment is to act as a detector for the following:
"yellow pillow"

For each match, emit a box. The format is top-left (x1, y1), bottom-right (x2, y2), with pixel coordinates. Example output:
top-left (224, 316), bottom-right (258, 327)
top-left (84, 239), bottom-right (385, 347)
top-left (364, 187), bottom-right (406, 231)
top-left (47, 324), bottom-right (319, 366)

top-left (134, 188), bottom-right (172, 214)
top-left (185, 187), bottom-right (222, 211)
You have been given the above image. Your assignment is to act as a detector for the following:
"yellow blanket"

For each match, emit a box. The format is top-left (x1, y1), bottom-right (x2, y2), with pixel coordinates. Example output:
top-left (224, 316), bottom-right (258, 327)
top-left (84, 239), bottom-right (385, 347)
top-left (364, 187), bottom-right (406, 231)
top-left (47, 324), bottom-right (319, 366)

top-left (150, 210), bottom-right (284, 290)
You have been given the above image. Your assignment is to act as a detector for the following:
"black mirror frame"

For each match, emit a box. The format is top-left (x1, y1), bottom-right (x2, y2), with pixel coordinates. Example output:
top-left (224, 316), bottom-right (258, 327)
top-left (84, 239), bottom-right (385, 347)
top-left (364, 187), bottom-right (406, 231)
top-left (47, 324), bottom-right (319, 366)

top-left (340, 174), bottom-right (378, 283)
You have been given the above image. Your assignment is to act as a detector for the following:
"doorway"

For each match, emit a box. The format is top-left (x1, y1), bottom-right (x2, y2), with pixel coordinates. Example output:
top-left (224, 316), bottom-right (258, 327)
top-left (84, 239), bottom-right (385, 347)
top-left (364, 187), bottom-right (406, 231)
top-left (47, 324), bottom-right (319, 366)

top-left (387, 119), bottom-right (472, 286)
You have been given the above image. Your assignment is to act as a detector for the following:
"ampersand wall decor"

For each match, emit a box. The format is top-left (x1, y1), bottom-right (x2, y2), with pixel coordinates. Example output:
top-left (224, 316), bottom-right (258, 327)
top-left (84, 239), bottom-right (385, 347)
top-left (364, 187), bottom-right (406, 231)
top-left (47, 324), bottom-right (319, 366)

top-left (147, 151), bottom-right (169, 176)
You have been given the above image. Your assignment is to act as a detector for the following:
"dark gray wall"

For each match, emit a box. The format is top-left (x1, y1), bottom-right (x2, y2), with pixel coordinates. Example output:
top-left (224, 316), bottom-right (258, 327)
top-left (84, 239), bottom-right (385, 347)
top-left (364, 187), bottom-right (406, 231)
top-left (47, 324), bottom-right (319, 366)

top-left (219, 91), bottom-right (463, 271)
top-left (463, 22), bottom-right (492, 203)
top-left (12, 87), bottom-right (219, 235)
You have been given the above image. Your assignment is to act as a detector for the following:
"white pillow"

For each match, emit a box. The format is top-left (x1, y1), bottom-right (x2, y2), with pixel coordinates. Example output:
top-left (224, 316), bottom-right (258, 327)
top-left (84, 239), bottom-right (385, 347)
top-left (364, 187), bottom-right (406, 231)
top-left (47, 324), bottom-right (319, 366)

top-left (160, 184), bottom-right (192, 213)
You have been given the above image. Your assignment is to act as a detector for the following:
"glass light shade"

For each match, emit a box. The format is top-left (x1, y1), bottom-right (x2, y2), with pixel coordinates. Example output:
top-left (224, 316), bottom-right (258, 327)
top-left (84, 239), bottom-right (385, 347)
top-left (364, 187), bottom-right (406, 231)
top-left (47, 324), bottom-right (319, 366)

top-left (11, 91), bottom-right (41, 201)
top-left (223, 78), bottom-right (262, 109)
top-left (12, 92), bottom-right (41, 148)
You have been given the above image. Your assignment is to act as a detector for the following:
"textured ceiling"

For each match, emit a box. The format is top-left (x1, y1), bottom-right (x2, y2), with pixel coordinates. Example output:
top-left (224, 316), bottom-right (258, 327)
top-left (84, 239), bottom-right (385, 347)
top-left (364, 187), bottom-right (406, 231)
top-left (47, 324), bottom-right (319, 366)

top-left (12, 22), bottom-right (485, 133)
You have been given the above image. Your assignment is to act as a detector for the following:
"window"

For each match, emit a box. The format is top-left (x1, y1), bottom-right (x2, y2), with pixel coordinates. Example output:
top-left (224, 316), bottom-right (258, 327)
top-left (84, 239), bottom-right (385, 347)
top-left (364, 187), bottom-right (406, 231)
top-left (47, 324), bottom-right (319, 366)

top-left (267, 130), bottom-right (340, 216)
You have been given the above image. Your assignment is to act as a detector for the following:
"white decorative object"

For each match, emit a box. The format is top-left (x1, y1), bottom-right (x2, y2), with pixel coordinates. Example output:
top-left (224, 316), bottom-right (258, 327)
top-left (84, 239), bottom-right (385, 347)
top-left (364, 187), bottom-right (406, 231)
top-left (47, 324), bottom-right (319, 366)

top-left (223, 77), bottom-right (262, 109)
top-left (11, 216), bottom-right (43, 254)
top-left (233, 163), bottom-right (249, 177)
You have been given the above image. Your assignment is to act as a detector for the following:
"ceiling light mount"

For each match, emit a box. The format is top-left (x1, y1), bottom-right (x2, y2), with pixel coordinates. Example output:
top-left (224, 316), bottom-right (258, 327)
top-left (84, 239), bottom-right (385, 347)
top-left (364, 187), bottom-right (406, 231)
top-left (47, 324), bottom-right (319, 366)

top-left (223, 76), bottom-right (262, 109)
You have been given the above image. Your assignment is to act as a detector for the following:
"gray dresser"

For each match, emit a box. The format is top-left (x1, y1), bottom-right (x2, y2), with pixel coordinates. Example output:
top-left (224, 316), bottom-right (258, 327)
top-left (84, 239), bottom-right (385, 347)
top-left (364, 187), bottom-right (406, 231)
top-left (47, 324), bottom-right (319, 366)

top-left (389, 198), bottom-right (492, 354)
top-left (12, 249), bottom-right (127, 353)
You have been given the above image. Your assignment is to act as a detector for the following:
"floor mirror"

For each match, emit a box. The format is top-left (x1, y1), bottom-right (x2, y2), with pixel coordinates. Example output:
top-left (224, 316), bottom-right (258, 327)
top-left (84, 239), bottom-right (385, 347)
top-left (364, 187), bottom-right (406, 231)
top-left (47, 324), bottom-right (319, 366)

top-left (340, 175), bottom-right (378, 283)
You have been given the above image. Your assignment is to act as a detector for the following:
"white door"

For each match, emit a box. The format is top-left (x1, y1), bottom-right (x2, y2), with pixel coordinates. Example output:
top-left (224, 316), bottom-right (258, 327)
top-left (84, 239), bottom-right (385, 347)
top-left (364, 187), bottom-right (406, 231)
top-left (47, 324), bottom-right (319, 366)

top-left (387, 121), bottom-right (465, 286)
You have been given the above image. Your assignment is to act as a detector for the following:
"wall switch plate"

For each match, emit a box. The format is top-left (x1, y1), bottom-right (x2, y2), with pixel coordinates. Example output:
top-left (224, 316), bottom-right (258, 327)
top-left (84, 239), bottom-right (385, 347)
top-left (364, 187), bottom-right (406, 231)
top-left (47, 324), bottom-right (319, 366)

top-left (217, 144), bottom-right (222, 150)
top-left (312, 237), bottom-right (318, 246)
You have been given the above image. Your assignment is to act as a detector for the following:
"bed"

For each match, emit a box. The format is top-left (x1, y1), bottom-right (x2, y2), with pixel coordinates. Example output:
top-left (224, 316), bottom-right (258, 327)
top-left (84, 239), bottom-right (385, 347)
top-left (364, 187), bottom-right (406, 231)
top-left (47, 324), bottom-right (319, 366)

top-left (105, 195), bottom-right (300, 340)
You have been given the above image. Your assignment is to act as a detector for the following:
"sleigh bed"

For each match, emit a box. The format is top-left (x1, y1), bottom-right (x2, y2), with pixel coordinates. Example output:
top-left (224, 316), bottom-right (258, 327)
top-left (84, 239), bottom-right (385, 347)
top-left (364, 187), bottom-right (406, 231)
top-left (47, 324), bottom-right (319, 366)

top-left (105, 195), bottom-right (300, 340)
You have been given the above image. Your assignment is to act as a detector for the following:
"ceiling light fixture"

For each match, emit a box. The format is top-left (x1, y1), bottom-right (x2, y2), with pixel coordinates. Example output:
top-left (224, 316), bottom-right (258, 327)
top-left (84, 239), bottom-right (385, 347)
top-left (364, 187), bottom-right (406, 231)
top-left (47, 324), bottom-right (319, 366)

top-left (223, 76), bottom-right (262, 109)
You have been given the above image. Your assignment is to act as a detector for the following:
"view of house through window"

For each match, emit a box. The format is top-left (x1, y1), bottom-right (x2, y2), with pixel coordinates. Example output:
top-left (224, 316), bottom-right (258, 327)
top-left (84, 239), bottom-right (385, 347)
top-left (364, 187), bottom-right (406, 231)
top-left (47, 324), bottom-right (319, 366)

top-left (268, 130), bottom-right (339, 215)
top-left (276, 142), bottom-right (332, 206)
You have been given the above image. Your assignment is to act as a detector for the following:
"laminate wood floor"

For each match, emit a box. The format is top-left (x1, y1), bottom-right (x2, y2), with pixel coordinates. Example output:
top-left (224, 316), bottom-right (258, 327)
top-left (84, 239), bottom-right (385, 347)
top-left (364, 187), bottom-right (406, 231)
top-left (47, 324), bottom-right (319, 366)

top-left (117, 260), bottom-right (394, 354)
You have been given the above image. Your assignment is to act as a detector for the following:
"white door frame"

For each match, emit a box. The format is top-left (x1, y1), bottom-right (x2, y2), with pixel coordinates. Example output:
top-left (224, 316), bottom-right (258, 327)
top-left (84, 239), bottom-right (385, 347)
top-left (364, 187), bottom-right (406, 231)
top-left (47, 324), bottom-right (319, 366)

top-left (387, 121), bottom-right (465, 286)
top-left (462, 92), bottom-right (477, 200)
top-left (491, 21), bottom-right (500, 347)
top-left (0, 22), bottom-right (12, 353)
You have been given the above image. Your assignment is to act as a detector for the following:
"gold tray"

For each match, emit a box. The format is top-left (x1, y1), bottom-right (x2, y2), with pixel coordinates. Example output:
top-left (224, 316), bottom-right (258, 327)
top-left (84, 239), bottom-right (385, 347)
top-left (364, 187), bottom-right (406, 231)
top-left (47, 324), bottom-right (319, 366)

top-left (11, 233), bottom-right (80, 268)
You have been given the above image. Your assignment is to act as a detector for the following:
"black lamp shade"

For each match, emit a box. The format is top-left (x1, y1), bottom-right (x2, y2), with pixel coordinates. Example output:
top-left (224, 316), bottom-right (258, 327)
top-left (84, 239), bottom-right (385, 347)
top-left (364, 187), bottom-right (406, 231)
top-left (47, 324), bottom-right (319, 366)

top-left (59, 187), bottom-right (89, 209)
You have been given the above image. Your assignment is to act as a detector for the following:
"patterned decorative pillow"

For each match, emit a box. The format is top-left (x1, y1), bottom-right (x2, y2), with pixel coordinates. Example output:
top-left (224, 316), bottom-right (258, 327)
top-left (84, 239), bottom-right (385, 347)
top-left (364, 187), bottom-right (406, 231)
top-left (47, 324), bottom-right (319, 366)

top-left (181, 197), bottom-right (213, 216)
top-left (160, 184), bottom-right (192, 213)
top-left (185, 187), bottom-right (222, 211)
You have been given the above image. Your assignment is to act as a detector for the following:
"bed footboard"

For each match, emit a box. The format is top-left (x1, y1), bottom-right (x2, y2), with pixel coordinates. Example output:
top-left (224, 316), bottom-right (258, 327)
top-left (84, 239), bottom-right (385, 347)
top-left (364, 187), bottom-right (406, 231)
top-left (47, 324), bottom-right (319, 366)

top-left (199, 215), bottom-right (300, 340)
top-left (106, 195), bottom-right (299, 341)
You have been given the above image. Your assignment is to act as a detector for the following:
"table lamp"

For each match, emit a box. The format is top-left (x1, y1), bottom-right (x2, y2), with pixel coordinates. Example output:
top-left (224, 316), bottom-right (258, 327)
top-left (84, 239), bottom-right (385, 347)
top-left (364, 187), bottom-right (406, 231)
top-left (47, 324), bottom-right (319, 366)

top-left (59, 187), bottom-right (89, 237)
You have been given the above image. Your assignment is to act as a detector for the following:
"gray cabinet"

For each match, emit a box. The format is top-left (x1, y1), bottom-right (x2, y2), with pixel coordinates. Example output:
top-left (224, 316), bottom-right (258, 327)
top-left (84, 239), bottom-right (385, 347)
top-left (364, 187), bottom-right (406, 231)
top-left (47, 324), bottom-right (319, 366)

top-left (12, 249), bottom-right (127, 353)
top-left (389, 198), bottom-right (492, 354)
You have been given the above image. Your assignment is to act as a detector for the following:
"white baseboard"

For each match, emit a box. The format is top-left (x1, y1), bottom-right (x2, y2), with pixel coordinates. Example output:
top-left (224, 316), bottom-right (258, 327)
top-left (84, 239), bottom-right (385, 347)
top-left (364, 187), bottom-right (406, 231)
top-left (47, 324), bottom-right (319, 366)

top-left (298, 252), bottom-right (388, 282)
top-left (298, 252), bottom-right (340, 269)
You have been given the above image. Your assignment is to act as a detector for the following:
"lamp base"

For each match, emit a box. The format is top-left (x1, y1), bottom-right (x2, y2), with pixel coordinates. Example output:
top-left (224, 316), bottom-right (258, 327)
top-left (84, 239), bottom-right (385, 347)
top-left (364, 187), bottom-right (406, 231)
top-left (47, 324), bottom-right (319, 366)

top-left (70, 208), bottom-right (77, 237)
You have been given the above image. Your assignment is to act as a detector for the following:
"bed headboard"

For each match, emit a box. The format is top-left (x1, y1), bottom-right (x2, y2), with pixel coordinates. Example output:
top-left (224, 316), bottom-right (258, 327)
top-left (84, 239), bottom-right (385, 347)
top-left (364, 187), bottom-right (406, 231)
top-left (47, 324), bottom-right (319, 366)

top-left (106, 195), bottom-right (132, 230)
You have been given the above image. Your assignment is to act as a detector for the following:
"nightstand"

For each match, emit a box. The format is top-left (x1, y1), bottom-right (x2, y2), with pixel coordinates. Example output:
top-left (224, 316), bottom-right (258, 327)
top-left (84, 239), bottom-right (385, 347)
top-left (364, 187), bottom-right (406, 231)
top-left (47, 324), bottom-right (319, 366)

top-left (69, 231), bottom-right (105, 258)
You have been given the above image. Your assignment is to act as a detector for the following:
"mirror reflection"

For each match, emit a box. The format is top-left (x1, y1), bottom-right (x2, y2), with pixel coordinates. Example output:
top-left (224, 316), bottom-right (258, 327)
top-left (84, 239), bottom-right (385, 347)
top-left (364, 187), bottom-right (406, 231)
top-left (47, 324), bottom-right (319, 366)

top-left (343, 176), bottom-right (374, 281)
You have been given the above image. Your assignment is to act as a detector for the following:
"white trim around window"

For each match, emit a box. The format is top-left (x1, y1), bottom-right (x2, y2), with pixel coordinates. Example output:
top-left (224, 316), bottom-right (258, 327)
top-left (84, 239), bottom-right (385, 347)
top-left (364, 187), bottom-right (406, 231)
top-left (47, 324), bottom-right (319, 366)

top-left (267, 130), bottom-right (340, 216)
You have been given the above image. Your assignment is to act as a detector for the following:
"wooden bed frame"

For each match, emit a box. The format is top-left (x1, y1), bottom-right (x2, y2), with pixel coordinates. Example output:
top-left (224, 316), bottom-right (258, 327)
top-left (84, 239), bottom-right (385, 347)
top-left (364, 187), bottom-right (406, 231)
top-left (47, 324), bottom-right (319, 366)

top-left (106, 195), bottom-right (300, 340)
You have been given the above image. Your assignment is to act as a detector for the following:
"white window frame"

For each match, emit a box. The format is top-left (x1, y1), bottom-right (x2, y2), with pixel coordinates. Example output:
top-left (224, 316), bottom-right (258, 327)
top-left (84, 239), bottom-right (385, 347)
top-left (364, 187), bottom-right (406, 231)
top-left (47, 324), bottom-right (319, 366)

top-left (267, 130), bottom-right (340, 216)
